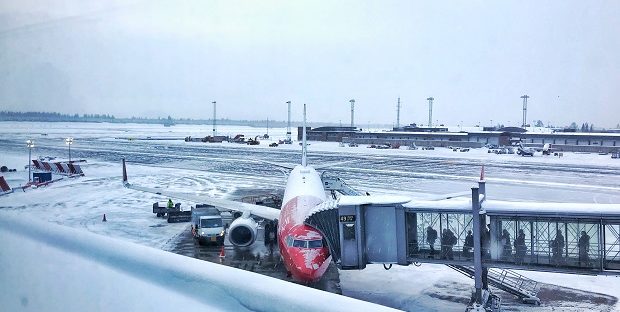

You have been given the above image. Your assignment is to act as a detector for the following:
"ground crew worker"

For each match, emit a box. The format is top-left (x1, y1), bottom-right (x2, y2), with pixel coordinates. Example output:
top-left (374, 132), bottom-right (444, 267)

top-left (578, 231), bottom-right (590, 267)
top-left (167, 198), bottom-right (174, 209)
top-left (426, 226), bottom-right (438, 256)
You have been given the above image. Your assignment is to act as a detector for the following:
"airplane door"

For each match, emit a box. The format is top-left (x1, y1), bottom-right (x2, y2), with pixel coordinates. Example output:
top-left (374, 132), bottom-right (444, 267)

top-left (339, 205), bottom-right (366, 270)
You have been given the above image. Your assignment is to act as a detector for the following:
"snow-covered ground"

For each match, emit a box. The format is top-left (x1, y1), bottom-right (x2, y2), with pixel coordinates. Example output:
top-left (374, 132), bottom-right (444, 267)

top-left (1, 121), bottom-right (620, 311)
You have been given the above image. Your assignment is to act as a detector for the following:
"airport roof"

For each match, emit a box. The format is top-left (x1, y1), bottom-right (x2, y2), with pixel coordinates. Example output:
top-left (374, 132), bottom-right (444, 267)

top-left (403, 198), bottom-right (620, 219)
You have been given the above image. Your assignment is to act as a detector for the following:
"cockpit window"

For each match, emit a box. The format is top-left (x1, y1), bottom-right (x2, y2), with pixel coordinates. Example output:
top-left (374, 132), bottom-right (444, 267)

top-left (290, 239), bottom-right (323, 248)
top-left (293, 240), bottom-right (306, 248)
top-left (308, 240), bottom-right (322, 248)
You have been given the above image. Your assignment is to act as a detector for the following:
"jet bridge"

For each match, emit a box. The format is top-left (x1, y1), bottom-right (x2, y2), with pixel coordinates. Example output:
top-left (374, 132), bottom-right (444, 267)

top-left (309, 174), bottom-right (620, 310)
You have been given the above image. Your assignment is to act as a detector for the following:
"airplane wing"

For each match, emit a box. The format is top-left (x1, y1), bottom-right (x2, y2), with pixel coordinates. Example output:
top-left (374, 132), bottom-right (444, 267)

top-left (122, 159), bottom-right (280, 221)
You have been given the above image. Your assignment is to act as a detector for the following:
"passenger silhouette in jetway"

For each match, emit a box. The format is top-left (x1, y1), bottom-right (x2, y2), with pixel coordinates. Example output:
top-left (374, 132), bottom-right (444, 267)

top-left (501, 229), bottom-right (512, 261)
top-left (514, 229), bottom-right (527, 264)
top-left (426, 226), bottom-right (437, 257)
top-left (481, 224), bottom-right (491, 260)
top-left (552, 230), bottom-right (565, 265)
top-left (441, 228), bottom-right (457, 260)
top-left (578, 231), bottom-right (590, 267)
top-left (463, 230), bottom-right (473, 259)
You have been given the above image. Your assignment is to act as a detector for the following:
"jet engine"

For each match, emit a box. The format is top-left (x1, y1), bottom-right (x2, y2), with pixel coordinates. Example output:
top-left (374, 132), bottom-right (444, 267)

top-left (228, 213), bottom-right (259, 247)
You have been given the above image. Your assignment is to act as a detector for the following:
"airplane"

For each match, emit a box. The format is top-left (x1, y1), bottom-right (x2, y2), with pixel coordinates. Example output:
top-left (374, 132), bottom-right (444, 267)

top-left (122, 104), bottom-right (455, 283)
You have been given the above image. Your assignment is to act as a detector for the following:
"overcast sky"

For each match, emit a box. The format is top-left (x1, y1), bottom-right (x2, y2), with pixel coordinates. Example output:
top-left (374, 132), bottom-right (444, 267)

top-left (1, 0), bottom-right (619, 127)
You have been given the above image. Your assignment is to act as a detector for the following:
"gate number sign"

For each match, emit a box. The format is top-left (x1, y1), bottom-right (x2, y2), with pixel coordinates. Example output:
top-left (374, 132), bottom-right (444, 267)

top-left (339, 215), bottom-right (356, 222)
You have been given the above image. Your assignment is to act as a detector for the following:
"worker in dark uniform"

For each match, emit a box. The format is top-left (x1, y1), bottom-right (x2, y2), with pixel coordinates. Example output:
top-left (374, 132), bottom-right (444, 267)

top-left (167, 198), bottom-right (174, 209)
top-left (426, 226), bottom-right (438, 257)
top-left (578, 231), bottom-right (590, 267)
top-left (514, 229), bottom-right (527, 264)
top-left (463, 230), bottom-right (474, 259)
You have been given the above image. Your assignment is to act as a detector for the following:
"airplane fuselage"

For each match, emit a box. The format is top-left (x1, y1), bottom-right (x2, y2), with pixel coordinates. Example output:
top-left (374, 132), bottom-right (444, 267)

top-left (277, 165), bottom-right (331, 282)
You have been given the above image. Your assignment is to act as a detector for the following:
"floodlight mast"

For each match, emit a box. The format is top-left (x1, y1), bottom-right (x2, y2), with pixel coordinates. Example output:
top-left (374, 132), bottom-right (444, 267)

top-left (521, 95), bottom-right (529, 128)
top-left (65, 137), bottom-right (73, 162)
top-left (26, 140), bottom-right (34, 183)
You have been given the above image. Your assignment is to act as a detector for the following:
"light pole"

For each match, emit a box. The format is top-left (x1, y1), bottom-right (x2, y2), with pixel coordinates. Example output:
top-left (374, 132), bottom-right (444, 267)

top-left (26, 140), bottom-right (34, 183)
top-left (212, 101), bottom-right (217, 137)
top-left (521, 95), bottom-right (529, 128)
top-left (65, 137), bottom-right (73, 163)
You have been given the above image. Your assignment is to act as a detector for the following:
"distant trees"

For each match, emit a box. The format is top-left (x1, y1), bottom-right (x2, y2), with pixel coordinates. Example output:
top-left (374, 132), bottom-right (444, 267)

top-left (0, 111), bottom-right (115, 122)
top-left (576, 122), bottom-right (596, 132)
top-left (534, 120), bottom-right (544, 127)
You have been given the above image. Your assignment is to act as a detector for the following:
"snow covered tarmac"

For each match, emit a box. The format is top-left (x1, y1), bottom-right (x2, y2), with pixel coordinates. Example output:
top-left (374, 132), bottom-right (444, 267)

top-left (1, 122), bottom-right (620, 311)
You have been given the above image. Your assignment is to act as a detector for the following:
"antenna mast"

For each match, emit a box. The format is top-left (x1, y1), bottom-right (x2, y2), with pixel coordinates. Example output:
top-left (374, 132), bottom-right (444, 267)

top-left (286, 101), bottom-right (291, 143)
top-left (396, 97), bottom-right (401, 129)
top-left (302, 104), bottom-right (307, 167)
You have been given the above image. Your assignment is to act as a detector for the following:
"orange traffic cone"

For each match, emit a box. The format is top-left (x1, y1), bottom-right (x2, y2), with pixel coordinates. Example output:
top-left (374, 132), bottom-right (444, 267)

top-left (219, 246), bottom-right (225, 263)
top-left (102, 214), bottom-right (107, 222)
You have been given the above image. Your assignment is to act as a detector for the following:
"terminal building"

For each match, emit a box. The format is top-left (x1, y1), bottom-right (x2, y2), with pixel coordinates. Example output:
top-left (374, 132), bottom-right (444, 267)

top-left (300, 124), bottom-right (620, 153)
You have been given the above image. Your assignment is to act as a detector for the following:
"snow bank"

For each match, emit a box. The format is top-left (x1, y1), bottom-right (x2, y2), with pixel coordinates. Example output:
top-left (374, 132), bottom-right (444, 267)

top-left (0, 213), bottom-right (399, 312)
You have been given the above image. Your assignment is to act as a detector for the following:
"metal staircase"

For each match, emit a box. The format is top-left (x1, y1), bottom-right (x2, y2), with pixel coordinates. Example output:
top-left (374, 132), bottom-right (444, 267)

top-left (447, 265), bottom-right (540, 305)
top-left (321, 172), bottom-right (364, 196)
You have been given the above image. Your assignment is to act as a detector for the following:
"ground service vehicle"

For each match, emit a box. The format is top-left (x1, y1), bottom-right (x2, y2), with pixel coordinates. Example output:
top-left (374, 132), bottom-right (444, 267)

top-left (191, 204), bottom-right (225, 245)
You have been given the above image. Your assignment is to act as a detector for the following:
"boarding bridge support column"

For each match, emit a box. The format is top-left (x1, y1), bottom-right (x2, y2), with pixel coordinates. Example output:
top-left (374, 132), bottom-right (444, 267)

top-left (472, 186), bottom-right (484, 306)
